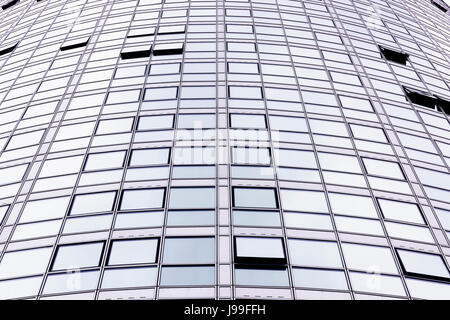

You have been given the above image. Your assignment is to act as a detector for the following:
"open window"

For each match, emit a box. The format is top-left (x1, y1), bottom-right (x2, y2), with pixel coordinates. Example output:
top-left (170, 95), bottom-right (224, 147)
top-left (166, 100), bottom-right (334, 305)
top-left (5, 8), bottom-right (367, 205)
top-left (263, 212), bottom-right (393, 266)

top-left (379, 46), bottom-right (409, 65)
top-left (153, 43), bottom-right (184, 56)
top-left (431, 0), bottom-right (448, 12)
top-left (0, 42), bottom-right (18, 56)
top-left (403, 86), bottom-right (437, 109)
top-left (60, 37), bottom-right (90, 51)
top-left (2, 0), bottom-right (19, 10)
top-left (436, 97), bottom-right (450, 115)
top-left (120, 45), bottom-right (152, 59)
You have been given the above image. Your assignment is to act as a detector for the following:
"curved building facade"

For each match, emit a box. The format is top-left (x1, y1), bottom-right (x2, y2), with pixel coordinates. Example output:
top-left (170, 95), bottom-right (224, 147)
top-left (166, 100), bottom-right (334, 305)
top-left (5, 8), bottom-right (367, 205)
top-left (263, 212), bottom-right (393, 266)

top-left (0, 0), bottom-right (449, 300)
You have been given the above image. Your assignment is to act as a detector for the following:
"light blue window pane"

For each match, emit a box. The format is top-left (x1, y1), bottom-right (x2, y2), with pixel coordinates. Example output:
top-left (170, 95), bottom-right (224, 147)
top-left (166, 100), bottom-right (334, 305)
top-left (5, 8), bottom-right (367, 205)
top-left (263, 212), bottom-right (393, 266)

top-left (397, 249), bottom-right (450, 278)
top-left (289, 239), bottom-right (343, 268)
top-left (108, 239), bottom-right (159, 265)
top-left (160, 266), bottom-right (215, 285)
top-left (125, 167), bottom-right (170, 181)
top-left (138, 115), bottom-right (174, 130)
top-left (43, 270), bottom-right (100, 295)
top-left (233, 210), bottom-right (281, 227)
top-left (115, 211), bottom-right (164, 228)
top-left (120, 189), bottom-right (165, 210)
top-left (167, 210), bottom-right (215, 226)
top-left (163, 237), bottom-right (215, 264)
top-left (168, 187), bottom-right (215, 209)
top-left (235, 268), bottom-right (289, 286)
top-left (172, 166), bottom-right (216, 179)
top-left (129, 148), bottom-right (170, 166)
top-left (102, 267), bottom-right (158, 289)
top-left (70, 192), bottom-right (116, 215)
top-left (233, 188), bottom-right (277, 208)
top-left (231, 166), bottom-right (274, 179)
top-left (178, 114), bottom-right (215, 128)
top-left (63, 215), bottom-right (113, 234)
top-left (52, 242), bottom-right (104, 270)
top-left (280, 189), bottom-right (328, 212)
top-left (293, 268), bottom-right (348, 290)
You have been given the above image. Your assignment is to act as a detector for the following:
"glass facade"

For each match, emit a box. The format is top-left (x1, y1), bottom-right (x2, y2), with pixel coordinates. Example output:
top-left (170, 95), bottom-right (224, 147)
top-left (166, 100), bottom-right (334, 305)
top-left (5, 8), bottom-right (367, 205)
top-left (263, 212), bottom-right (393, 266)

top-left (0, 0), bottom-right (449, 301)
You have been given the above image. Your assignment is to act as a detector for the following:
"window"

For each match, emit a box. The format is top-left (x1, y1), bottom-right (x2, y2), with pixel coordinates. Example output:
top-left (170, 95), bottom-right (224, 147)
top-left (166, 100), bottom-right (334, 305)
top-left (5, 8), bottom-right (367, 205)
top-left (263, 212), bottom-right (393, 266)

top-left (96, 118), bottom-right (134, 135)
top-left (362, 158), bottom-right (405, 180)
top-left (280, 189), bottom-right (328, 212)
top-left (403, 86), bottom-right (437, 109)
top-left (138, 115), bottom-right (174, 130)
top-left (144, 87), bottom-right (178, 100)
top-left (84, 151), bottom-right (126, 171)
top-left (63, 215), bottom-right (113, 234)
top-left (437, 97), bottom-right (450, 115)
top-left (292, 268), bottom-right (348, 290)
top-left (106, 90), bottom-right (141, 104)
top-left (227, 42), bottom-right (256, 52)
top-left (120, 46), bottom-right (151, 59)
top-left (0, 42), bottom-right (18, 56)
top-left (178, 114), bottom-right (215, 128)
top-left (233, 187), bottom-right (278, 209)
top-left (167, 210), bottom-right (215, 226)
top-left (70, 192), bottom-right (116, 215)
top-left (120, 188), bottom-right (165, 210)
top-left (288, 239), bottom-right (342, 268)
top-left (0, 247), bottom-right (53, 280)
top-left (102, 267), bottom-right (158, 289)
top-left (377, 198), bottom-right (424, 224)
top-left (20, 197), bottom-right (70, 223)
top-left (162, 237), bottom-right (215, 264)
top-left (230, 114), bottom-right (266, 129)
top-left (234, 237), bottom-right (286, 264)
top-left (228, 62), bottom-right (259, 74)
top-left (115, 211), bottom-right (164, 229)
top-left (397, 249), bottom-right (450, 280)
top-left (229, 86), bottom-right (262, 99)
top-left (274, 149), bottom-right (317, 168)
top-left (153, 43), bottom-right (183, 55)
top-left (114, 65), bottom-right (146, 78)
top-left (129, 148), bottom-right (170, 166)
top-left (149, 63), bottom-right (180, 75)
top-left (168, 187), bottom-right (215, 209)
top-left (342, 243), bottom-right (398, 274)
top-left (160, 266), bottom-right (214, 285)
top-left (233, 210), bottom-right (280, 227)
top-left (0, 206), bottom-right (8, 225)
top-left (2, 0), bottom-right (19, 10)
top-left (431, 1), bottom-right (448, 12)
top-left (379, 46), bottom-right (409, 65)
top-left (350, 124), bottom-right (388, 143)
top-left (60, 37), bottom-right (90, 51)
top-left (232, 147), bottom-right (271, 165)
top-left (43, 270), bottom-right (99, 295)
top-left (107, 239), bottom-right (159, 265)
top-left (235, 268), bottom-right (289, 286)
top-left (158, 25), bottom-right (185, 35)
top-left (51, 242), bottom-right (104, 271)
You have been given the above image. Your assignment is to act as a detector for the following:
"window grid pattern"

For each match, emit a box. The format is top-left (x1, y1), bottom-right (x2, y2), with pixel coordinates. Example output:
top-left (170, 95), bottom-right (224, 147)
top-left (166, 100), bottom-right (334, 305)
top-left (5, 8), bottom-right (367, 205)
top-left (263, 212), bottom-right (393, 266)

top-left (0, 0), bottom-right (448, 301)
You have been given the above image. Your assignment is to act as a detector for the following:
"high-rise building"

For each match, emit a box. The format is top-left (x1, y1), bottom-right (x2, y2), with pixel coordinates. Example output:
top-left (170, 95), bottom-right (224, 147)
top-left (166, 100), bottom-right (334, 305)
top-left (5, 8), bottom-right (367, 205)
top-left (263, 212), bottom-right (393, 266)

top-left (0, 0), bottom-right (449, 301)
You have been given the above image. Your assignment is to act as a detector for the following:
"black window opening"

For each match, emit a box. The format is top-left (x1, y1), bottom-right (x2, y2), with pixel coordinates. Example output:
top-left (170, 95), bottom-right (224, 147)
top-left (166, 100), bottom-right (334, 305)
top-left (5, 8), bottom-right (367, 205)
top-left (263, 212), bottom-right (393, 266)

top-left (379, 46), bottom-right (409, 65)
top-left (120, 47), bottom-right (151, 60)
top-left (431, 1), bottom-right (448, 12)
top-left (153, 44), bottom-right (184, 56)
top-left (0, 42), bottom-right (18, 57)
top-left (2, 0), bottom-right (19, 10)
top-left (436, 97), bottom-right (450, 116)
top-left (403, 86), bottom-right (437, 110)
top-left (60, 38), bottom-right (90, 51)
